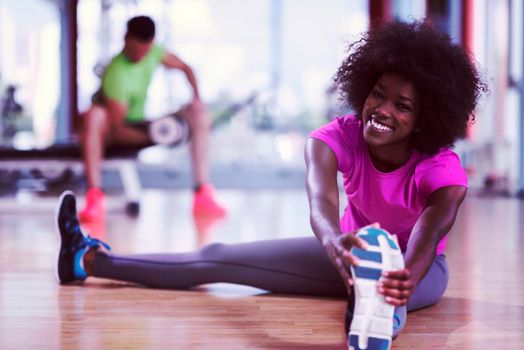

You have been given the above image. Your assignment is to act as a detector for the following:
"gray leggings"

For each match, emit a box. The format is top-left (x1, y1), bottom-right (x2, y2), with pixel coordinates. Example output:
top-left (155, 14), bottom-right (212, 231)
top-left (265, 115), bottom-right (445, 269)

top-left (94, 237), bottom-right (448, 311)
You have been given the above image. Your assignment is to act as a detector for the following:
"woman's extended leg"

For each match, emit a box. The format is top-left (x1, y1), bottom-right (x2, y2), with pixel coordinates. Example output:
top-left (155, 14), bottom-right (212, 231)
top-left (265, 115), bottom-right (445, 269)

top-left (58, 191), bottom-right (346, 296)
top-left (91, 237), bottom-right (347, 297)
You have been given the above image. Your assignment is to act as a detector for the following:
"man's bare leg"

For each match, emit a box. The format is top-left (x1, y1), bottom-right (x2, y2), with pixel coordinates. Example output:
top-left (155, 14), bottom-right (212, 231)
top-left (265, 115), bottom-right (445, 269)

top-left (82, 104), bottom-right (153, 189)
top-left (178, 100), bottom-right (212, 187)
top-left (81, 105), bottom-right (111, 189)
top-left (79, 106), bottom-right (111, 221)
top-left (177, 100), bottom-right (226, 216)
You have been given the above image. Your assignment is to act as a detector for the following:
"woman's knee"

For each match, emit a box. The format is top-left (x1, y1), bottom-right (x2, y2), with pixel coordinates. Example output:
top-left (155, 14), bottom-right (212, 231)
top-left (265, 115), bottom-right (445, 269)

top-left (407, 261), bottom-right (449, 311)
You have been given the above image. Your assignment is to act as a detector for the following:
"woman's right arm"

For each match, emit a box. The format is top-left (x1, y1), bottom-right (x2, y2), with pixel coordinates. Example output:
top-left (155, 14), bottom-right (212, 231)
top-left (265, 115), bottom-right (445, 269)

top-left (305, 138), bottom-right (368, 290)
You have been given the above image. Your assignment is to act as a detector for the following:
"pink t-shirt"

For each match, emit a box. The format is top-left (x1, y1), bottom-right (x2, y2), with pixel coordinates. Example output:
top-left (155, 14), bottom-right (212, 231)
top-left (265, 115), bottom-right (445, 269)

top-left (309, 115), bottom-right (468, 255)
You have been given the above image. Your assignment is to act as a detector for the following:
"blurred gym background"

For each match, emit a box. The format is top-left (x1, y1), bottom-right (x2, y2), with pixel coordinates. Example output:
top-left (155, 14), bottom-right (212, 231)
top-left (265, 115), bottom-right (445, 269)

top-left (0, 0), bottom-right (522, 197)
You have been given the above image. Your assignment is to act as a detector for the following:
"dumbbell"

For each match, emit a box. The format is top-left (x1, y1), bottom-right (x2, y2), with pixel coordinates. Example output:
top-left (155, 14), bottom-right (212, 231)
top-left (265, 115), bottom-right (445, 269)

top-left (148, 114), bottom-right (190, 146)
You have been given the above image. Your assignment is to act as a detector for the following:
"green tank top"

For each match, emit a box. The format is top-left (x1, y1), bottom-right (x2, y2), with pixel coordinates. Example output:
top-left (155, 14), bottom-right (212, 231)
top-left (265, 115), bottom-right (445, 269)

top-left (101, 44), bottom-right (164, 122)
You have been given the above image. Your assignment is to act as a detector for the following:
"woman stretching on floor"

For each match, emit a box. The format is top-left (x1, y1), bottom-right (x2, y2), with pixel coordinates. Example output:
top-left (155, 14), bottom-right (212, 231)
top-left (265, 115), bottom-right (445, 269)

top-left (55, 20), bottom-right (486, 349)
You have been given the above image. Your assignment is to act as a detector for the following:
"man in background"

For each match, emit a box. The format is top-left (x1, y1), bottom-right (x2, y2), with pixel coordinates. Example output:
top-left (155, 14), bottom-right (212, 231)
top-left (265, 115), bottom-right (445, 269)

top-left (80, 15), bottom-right (226, 220)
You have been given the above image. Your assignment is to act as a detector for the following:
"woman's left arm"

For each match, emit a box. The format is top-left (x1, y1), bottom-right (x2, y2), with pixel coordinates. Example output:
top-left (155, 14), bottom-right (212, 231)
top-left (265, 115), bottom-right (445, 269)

top-left (379, 185), bottom-right (467, 306)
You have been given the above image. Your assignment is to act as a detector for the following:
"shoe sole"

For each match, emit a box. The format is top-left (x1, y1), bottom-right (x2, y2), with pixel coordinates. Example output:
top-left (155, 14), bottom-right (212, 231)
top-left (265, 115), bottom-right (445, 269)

top-left (54, 190), bottom-right (75, 284)
top-left (348, 227), bottom-right (404, 350)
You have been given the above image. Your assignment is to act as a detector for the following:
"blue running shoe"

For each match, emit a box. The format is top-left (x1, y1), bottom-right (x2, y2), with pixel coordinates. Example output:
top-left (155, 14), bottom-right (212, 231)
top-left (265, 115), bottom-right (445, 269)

top-left (344, 297), bottom-right (406, 340)
top-left (55, 191), bottom-right (110, 284)
top-left (347, 227), bottom-right (405, 350)
top-left (392, 306), bottom-right (406, 339)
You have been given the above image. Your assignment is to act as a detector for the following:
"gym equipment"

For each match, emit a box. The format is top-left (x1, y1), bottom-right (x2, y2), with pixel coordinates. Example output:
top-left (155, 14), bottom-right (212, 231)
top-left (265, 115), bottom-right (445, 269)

top-left (149, 114), bottom-right (190, 146)
top-left (0, 144), bottom-right (145, 215)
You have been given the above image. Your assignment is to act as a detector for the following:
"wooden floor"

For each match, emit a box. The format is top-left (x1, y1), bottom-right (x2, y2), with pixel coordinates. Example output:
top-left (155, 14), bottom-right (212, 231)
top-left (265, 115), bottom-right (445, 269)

top-left (1, 189), bottom-right (523, 349)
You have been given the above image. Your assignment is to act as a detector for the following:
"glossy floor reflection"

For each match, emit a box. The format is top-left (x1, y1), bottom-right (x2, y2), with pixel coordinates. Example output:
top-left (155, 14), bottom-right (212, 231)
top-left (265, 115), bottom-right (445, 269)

top-left (0, 190), bottom-right (523, 349)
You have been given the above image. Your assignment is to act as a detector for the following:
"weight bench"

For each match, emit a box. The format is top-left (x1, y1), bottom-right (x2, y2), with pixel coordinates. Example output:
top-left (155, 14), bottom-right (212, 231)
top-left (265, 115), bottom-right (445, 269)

top-left (0, 144), bottom-right (145, 215)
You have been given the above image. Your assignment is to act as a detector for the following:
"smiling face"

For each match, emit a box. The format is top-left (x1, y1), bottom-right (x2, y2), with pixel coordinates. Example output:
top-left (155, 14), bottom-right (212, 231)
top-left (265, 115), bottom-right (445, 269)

top-left (361, 73), bottom-right (419, 163)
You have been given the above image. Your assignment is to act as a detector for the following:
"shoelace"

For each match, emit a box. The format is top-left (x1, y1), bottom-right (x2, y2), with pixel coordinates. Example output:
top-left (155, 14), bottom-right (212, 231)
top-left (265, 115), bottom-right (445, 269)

top-left (64, 218), bottom-right (111, 252)
top-left (83, 235), bottom-right (111, 252)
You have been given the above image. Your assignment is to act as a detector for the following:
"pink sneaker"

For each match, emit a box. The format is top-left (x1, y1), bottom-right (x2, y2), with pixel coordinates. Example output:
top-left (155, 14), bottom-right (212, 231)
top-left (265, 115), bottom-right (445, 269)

top-left (192, 184), bottom-right (227, 217)
top-left (79, 188), bottom-right (106, 222)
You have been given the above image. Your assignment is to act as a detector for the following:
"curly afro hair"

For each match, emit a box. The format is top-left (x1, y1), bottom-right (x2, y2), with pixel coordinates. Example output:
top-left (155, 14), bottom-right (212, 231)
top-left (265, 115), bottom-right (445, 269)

top-left (334, 20), bottom-right (487, 155)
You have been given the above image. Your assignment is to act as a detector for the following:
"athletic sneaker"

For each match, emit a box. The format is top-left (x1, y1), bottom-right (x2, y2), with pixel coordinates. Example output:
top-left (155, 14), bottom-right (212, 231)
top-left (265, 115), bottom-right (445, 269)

top-left (347, 227), bottom-right (405, 350)
top-left (56, 191), bottom-right (110, 284)
top-left (192, 184), bottom-right (227, 217)
top-left (79, 187), bottom-right (105, 222)
top-left (345, 299), bottom-right (406, 340)
top-left (392, 305), bottom-right (407, 338)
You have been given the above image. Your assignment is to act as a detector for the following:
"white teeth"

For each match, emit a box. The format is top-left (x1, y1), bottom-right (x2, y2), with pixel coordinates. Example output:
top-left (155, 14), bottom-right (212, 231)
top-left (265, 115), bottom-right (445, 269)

top-left (369, 117), bottom-right (393, 132)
